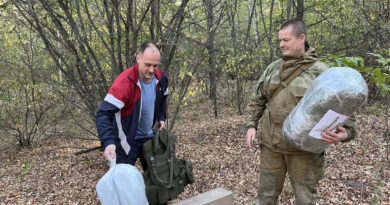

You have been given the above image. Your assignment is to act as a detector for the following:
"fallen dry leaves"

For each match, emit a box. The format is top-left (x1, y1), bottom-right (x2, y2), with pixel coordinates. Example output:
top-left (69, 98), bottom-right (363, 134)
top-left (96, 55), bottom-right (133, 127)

top-left (0, 103), bottom-right (389, 204)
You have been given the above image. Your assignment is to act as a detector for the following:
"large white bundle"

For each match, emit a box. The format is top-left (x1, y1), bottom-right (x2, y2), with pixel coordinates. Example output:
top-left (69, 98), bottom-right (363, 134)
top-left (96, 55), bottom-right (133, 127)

top-left (282, 67), bottom-right (368, 153)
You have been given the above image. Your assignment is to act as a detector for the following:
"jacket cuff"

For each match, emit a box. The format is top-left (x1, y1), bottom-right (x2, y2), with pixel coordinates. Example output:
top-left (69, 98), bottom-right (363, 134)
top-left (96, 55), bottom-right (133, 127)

top-left (103, 139), bottom-right (116, 149)
top-left (245, 122), bottom-right (258, 131)
top-left (341, 122), bottom-right (357, 143)
top-left (341, 128), bottom-right (354, 143)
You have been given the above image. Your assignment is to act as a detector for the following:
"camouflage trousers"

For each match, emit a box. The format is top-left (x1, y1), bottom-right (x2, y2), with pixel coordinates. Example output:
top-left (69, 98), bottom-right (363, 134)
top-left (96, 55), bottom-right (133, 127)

top-left (257, 145), bottom-right (325, 205)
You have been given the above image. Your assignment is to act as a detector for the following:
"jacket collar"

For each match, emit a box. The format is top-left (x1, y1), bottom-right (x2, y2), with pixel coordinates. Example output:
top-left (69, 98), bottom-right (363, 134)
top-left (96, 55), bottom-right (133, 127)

top-left (279, 48), bottom-right (318, 81)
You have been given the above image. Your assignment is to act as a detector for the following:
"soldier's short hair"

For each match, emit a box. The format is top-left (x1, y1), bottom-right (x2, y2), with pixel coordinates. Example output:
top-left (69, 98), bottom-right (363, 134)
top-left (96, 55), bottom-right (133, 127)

top-left (280, 18), bottom-right (307, 37)
top-left (138, 42), bottom-right (160, 55)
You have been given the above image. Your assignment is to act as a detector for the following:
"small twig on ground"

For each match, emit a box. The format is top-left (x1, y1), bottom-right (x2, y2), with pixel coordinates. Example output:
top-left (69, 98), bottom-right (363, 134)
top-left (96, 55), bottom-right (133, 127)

top-left (74, 146), bottom-right (102, 155)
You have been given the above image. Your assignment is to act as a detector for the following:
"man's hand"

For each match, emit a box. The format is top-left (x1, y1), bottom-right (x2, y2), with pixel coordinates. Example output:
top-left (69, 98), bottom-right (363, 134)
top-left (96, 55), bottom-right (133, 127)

top-left (158, 120), bottom-right (165, 130)
top-left (103, 144), bottom-right (116, 161)
top-left (321, 126), bottom-right (348, 144)
top-left (246, 128), bottom-right (256, 148)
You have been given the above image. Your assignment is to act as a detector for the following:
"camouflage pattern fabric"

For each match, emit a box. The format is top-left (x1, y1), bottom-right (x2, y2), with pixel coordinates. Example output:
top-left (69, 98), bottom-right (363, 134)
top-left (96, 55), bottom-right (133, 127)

top-left (245, 48), bottom-right (357, 204)
top-left (245, 48), bottom-right (358, 153)
top-left (258, 146), bottom-right (325, 205)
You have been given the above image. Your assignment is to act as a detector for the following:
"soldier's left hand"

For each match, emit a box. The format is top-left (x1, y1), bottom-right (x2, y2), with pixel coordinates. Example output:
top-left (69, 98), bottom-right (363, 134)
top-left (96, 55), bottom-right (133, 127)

top-left (321, 126), bottom-right (348, 144)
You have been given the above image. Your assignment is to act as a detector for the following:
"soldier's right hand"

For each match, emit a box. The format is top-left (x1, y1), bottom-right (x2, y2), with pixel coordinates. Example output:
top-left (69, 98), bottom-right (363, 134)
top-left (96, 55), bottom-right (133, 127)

top-left (103, 144), bottom-right (116, 161)
top-left (246, 128), bottom-right (256, 148)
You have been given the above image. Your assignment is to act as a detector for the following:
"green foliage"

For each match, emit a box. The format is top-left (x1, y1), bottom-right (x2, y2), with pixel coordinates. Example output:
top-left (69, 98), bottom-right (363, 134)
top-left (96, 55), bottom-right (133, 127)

top-left (368, 103), bottom-right (386, 117)
top-left (0, 75), bottom-right (66, 146)
top-left (0, 10), bottom-right (68, 147)
top-left (322, 49), bottom-right (390, 97)
top-left (0, 0), bottom-right (388, 142)
top-left (20, 161), bottom-right (31, 178)
top-left (368, 51), bottom-right (390, 97)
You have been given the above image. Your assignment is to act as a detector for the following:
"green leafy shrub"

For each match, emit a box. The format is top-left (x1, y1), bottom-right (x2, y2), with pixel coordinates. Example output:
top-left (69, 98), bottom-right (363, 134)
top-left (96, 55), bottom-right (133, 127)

top-left (322, 49), bottom-right (390, 99)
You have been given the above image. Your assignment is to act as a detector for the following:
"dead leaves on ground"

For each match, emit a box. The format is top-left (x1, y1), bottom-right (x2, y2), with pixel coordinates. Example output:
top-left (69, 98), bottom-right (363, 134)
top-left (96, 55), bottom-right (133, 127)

top-left (0, 106), bottom-right (389, 204)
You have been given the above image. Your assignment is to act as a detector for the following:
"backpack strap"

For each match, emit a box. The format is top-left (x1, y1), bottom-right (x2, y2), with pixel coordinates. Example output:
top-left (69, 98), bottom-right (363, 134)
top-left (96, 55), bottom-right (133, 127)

top-left (270, 61), bottom-right (315, 101)
top-left (168, 136), bottom-right (174, 188)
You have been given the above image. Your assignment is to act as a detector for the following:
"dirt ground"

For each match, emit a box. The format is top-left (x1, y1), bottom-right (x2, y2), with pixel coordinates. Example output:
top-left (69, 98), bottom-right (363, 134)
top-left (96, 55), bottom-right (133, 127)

top-left (0, 105), bottom-right (389, 204)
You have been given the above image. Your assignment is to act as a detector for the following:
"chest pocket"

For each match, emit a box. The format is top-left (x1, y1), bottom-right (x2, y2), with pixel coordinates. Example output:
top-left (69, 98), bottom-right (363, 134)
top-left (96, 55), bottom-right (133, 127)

top-left (267, 84), bottom-right (307, 124)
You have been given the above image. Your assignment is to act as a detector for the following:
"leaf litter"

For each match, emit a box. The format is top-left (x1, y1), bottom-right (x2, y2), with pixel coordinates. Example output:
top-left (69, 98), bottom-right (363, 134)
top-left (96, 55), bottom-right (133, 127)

top-left (0, 104), bottom-right (389, 204)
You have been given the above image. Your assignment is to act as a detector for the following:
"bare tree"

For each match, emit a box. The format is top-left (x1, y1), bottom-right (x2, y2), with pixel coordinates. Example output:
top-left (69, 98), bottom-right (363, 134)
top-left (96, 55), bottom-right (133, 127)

top-left (287, 0), bottom-right (295, 19)
top-left (0, 20), bottom-right (67, 146)
top-left (296, 0), bottom-right (304, 20)
top-left (227, 0), bottom-right (244, 115)
top-left (202, 0), bottom-right (227, 118)
top-left (11, 0), bottom-right (189, 121)
top-left (157, 0), bottom-right (190, 75)
top-left (259, 0), bottom-right (276, 64)
top-left (246, 0), bottom-right (260, 48)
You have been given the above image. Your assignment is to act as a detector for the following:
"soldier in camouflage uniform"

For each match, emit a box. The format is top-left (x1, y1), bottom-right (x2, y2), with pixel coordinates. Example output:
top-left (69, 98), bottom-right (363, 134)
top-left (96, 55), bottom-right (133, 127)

top-left (245, 19), bottom-right (357, 205)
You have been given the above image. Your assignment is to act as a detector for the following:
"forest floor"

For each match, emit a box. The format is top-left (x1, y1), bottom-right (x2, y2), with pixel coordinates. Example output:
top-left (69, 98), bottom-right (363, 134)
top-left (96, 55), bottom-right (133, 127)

top-left (0, 101), bottom-right (389, 204)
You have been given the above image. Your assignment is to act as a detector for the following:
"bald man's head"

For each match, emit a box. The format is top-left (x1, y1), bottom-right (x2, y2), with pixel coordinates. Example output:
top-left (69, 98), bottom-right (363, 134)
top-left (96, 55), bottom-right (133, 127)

top-left (136, 42), bottom-right (161, 82)
top-left (137, 42), bottom-right (160, 56)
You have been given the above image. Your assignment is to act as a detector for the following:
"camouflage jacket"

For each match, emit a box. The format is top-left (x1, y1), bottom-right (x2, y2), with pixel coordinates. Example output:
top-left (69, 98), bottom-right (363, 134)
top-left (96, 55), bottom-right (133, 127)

top-left (245, 48), bottom-right (357, 154)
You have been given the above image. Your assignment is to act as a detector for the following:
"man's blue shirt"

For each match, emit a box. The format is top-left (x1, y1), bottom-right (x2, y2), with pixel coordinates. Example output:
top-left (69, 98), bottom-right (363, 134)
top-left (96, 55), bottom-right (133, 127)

top-left (135, 77), bottom-right (156, 139)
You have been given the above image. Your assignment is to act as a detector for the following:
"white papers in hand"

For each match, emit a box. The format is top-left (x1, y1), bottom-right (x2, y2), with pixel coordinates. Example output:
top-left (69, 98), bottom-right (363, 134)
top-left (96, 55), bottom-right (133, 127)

top-left (309, 109), bottom-right (348, 139)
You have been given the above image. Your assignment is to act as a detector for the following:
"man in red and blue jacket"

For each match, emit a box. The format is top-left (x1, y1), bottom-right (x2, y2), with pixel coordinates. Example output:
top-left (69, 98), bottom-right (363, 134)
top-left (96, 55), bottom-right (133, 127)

top-left (96, 43), bottom-right (168, 167)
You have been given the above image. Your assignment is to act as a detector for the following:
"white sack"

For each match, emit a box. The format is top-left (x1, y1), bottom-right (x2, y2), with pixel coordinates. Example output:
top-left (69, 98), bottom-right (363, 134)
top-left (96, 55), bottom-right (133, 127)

top-left (96, 158), bottom-right (148, 205)
top-left (282, 67), bottom-right (368, 153)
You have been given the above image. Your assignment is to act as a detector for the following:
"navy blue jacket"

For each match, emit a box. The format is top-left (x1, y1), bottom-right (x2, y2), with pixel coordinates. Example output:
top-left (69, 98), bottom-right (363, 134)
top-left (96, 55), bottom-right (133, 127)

top-left (96, 64), bottom-right (168, 162)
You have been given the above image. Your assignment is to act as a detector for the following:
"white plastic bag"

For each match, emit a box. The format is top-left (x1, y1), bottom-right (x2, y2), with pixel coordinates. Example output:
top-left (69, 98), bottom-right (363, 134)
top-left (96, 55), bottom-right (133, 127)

top-left (96, 158), bottom-right (149, 205)
top-left (282, 67), bottom-right (368, 153)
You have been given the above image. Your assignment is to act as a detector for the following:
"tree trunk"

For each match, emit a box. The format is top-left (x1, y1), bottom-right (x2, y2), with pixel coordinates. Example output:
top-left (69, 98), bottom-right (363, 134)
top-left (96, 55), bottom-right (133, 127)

top-left (229, 0), bottom-right (243, 115)
top-left (11, 0), bottom-right (189, 122)
top-left (287, 0), bottom-right (294, 19)
top-left (259, 0), bottom-right (275, 64)
top-left (203, 0), bottom-right (218, 118)
top-left (168, 60), bottom-right (200, 133)
top-left (296, 0), bottom-right (304, 20)
top-left (158, 0), bottom-right (190, 75)
top-left (246, 0), bottom-right (260, 48)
